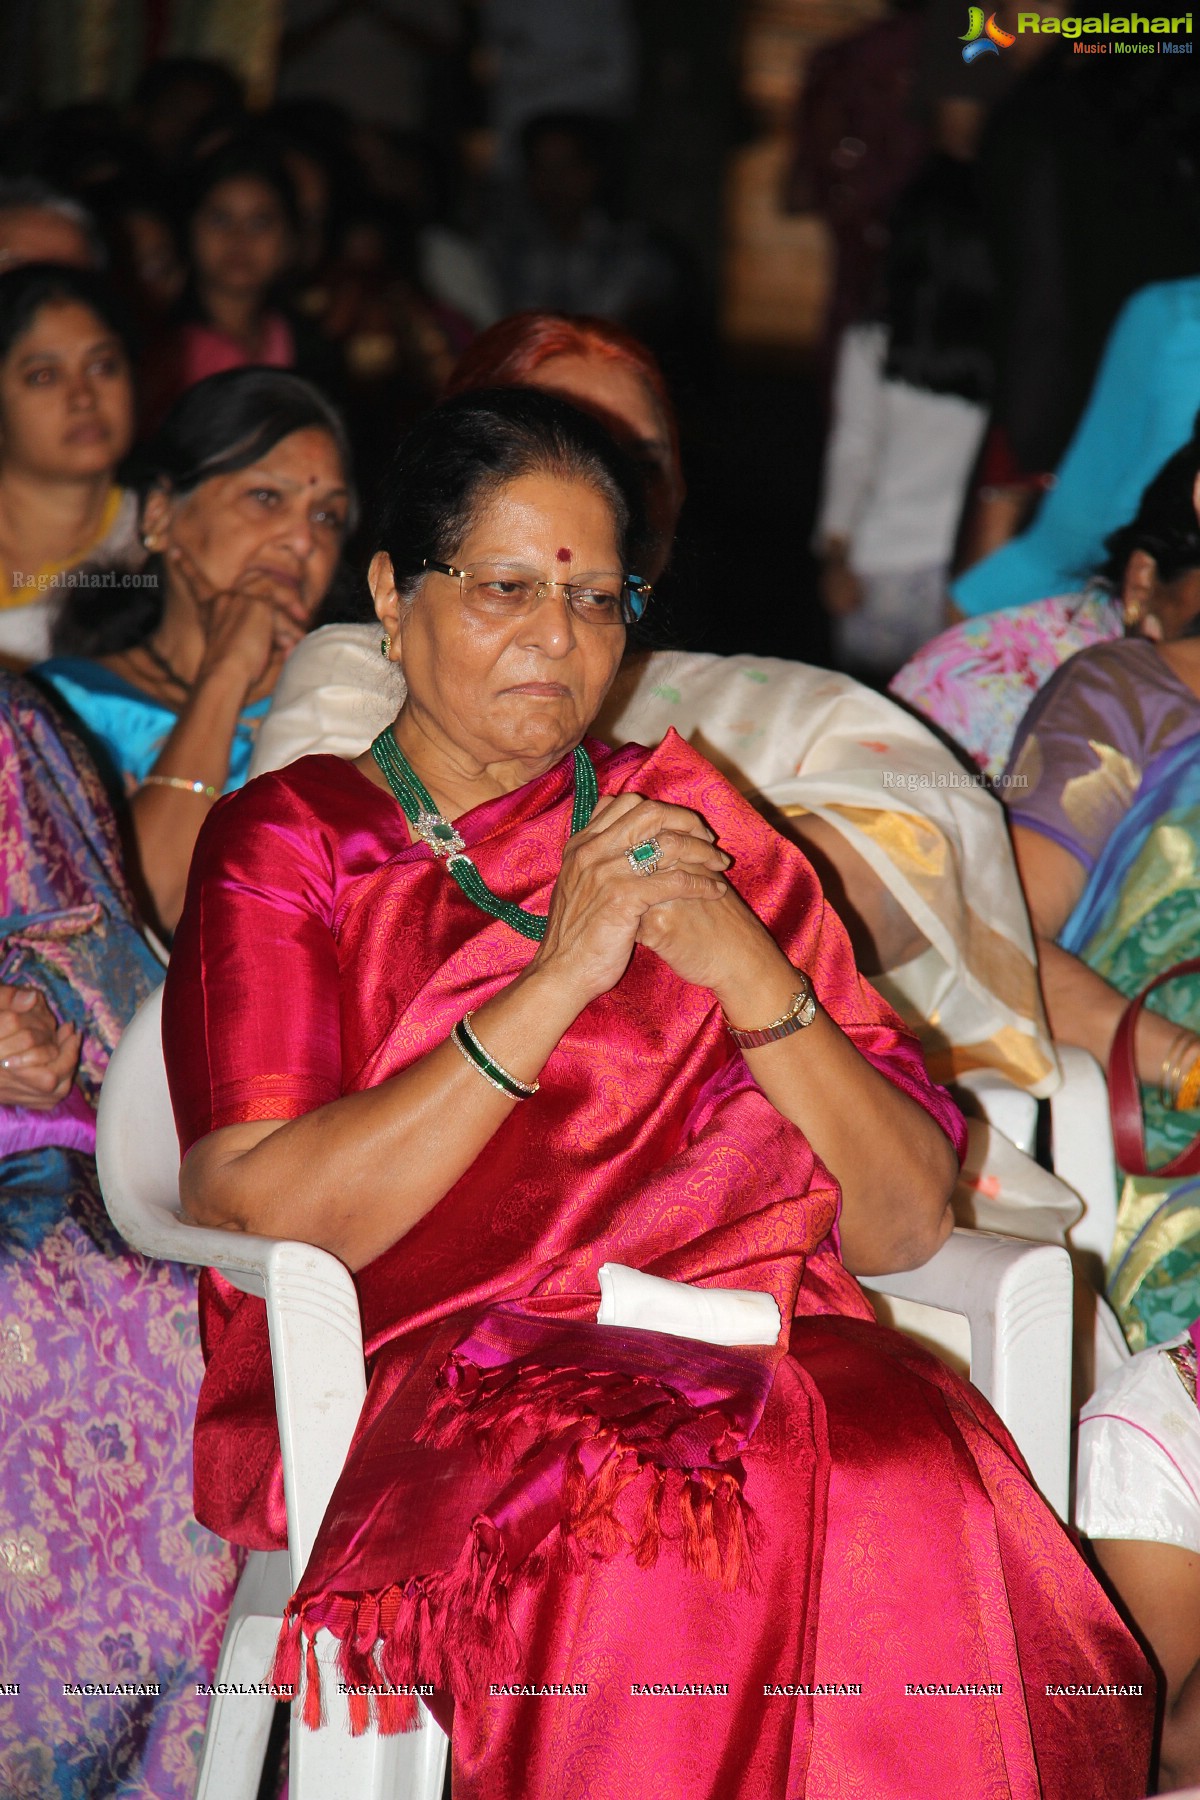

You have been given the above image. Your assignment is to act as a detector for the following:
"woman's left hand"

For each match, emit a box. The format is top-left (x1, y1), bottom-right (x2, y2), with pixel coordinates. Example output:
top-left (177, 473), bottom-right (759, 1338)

top-left (636, 874), bottom-right (787, 1010)
top-left (0, 985), bottom-right (81, 1109)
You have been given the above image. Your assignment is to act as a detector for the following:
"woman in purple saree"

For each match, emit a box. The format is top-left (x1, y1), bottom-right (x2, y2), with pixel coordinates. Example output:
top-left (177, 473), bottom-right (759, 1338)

top-left (0, 673), bottom-right (240, 1798)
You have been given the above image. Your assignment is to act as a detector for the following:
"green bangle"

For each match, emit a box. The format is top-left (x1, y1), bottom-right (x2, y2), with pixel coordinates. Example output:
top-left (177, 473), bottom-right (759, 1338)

top-left (450, 1013), bottom-right (539, 1100)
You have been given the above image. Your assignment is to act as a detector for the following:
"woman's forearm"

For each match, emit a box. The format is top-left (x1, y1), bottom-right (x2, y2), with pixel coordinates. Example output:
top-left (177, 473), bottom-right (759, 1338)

top-left (717, 948), bottom-right (958, 1276)
top-left (1036, 936), bottom-right (1200, 1085)
top-left (179, 961), bottom-right (585, 1271)
top-left (130, 665), bottom-right (251, 930)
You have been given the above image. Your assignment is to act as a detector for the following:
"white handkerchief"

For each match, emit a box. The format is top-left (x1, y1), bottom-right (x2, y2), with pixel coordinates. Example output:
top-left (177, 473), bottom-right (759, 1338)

top-left (596, 1263), bottom-right (781, 1347)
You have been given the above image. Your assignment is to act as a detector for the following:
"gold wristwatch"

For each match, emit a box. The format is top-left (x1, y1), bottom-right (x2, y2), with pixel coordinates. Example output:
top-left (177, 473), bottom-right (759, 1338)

top-left (725, 971), bottom-right (817, 1049)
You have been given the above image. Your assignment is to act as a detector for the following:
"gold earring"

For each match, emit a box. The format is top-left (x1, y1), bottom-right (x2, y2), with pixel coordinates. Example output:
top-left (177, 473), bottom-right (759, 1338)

top-left (1122, 598), bottom-right (1144, 629)
top-left (380, 632), bottom-right (391, 659)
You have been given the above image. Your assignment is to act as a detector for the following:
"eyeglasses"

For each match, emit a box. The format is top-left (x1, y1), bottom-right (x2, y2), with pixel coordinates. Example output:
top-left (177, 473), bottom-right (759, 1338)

top-left (422, 559), bottom-right (651, 625)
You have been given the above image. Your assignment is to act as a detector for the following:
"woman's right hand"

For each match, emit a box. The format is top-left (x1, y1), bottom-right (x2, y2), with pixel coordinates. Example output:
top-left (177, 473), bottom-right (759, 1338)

top-left (532, 793), bottom-right (729, 1010)
top-left (0, 985), bottom-right (80, 1109)
top-left (169, 544), bottom-right (283, 691)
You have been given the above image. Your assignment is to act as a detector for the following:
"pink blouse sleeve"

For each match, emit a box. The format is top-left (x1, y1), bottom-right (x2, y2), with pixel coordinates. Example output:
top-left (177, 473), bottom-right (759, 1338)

top-left (162, 770), bottom-right (344, 1154)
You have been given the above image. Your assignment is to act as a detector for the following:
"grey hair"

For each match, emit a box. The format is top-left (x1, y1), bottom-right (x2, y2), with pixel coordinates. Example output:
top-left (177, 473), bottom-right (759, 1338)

top-left (0, 179), bottom-right (107, 268)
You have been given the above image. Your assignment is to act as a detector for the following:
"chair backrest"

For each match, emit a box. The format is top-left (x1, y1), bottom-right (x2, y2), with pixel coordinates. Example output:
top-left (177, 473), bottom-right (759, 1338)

top-left (94, 984), bottom-right (184, 1260)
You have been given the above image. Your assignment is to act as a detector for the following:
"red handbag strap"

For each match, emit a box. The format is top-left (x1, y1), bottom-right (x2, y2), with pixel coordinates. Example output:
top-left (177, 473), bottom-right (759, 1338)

top-left (1107, 955), bottom-right (1200, 1179)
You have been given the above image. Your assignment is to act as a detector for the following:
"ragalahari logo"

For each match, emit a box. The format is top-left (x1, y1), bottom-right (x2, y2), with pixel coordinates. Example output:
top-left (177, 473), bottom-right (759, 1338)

top-left (961, 7), bottom-right (1017, 55)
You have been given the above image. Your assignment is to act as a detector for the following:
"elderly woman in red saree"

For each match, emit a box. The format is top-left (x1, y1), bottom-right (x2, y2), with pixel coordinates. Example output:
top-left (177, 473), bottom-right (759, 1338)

top-left (162, 389), bottom-right (1152, 1799)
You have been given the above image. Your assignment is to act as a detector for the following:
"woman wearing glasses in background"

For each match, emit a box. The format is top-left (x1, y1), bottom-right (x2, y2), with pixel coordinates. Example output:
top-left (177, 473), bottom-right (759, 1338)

top-left (162, 387), bottom-right (1152, 1799)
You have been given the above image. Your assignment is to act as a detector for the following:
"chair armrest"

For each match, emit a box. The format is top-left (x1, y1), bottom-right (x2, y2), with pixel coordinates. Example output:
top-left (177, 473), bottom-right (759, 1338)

top-left (96, 984), bottom-right (367, 1581)
top-left (125, 1211), bottom-right (366, 1584)
top-left (953, 1069), bottom-right (1039, 1157)
top-left (1047, 1045), bottom-right (1118, 1269)
top-left (97, 1186), bottom-right (366, 1584)
top-left (860, 1228), bottom-right (1072, 1517)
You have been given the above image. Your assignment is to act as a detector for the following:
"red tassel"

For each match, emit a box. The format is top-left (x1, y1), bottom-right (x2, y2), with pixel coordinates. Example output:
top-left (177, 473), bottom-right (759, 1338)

top-left (346, 1687), bottom-right (369, 1736)
top-left (336, 1596), bottom-right (385, 1736)
top-left (303, 1629), bottom-right (325, 1730)
top-left (635, 1464), bottom-right (669, 1568)
top-left (271, 1613), bottom-right (302, 1694)
top-left (375, 1687), bottom-right (420, 1735)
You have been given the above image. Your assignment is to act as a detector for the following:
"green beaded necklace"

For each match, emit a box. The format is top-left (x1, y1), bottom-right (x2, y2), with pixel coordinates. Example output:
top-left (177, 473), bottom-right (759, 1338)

top-left (370, 728), bottom-right (598, 942)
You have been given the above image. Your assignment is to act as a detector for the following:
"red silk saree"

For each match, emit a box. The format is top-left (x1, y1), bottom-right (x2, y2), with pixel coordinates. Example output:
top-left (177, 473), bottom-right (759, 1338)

top-left (163, 730), bottom-right (1153, 1799)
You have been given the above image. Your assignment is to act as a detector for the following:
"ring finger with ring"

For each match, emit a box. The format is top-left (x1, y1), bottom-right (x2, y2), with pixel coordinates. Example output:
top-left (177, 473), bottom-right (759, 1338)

top-left (626, 836), bottom-right (664, 876)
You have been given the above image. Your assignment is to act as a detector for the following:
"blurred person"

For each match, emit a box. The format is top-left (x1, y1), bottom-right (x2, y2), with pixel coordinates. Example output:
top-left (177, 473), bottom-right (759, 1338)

top-left (38, 368), bottom-right (355, 934)
top-left (890, 428), bottom-right (1200, 779)
top-left (368, 126), bottom-right (501, 332)
top-left (485, 111), bottom-right (679, 334)
top-left (127, 56), bottom-right (245, 172)
top-left (142, 133), bottom-right (341, 429)
top-left (445, 310), bottom-right (683, 579)
top-left (814, 154), bottom-right (991, 682)
top-left (0, 264), bottom-right (140, 667)
top-left (783, 0), bottom-right (930, 378)
top-left (92, 178), bottom-right (186, 329)
top-left (316, 191), bottom-right (460, 495)
top-left (1076, 1323), bottom-right (1200, 1793)
top-left (955, 56), bottom-right (1200, 597)
top-left (953, 277), bottom-right (1200, 622)
top-left (480, 0), bottom-right (636, 160)
top-left (0, 673), bottom-right (240, 1800)
top-left (0, 176), bottom-right (104, 271)
top-left (279, 131), bottom-right (336, 285)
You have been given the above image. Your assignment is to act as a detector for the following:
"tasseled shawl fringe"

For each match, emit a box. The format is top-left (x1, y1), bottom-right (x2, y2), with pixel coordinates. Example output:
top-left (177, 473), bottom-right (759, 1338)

top-left (273, 1353), bottom-right (759, 1735)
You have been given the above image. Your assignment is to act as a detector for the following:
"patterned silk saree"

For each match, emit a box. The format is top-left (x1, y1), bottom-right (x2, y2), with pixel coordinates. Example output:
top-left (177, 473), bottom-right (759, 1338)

top-left (0, 676), bottom-right (241, 1799)
top-left (1061, 729), bottom-right (1200, 1349)
top-left (165, 730), bottom-right (1151, 1800)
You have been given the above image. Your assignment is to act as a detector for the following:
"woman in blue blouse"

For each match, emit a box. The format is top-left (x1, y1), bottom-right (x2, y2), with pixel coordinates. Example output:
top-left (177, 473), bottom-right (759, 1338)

top-left (37, 367), bottom-right (355, 932)
top-left (952, 278), bottom-right (1200, 617)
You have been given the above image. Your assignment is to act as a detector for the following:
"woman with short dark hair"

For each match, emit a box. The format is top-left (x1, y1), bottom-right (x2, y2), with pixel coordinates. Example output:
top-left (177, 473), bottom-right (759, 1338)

top-left (164, 385), bottom-right (1152, 1799)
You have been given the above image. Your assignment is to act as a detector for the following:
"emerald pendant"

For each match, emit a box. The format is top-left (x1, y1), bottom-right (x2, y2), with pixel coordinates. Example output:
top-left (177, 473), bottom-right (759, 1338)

top-left (370, 729), bottom-right (597, 942)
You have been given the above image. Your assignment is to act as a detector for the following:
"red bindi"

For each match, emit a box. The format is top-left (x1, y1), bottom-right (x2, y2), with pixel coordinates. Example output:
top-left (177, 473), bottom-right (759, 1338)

top-left (556, 546), bottom-right (572, 563)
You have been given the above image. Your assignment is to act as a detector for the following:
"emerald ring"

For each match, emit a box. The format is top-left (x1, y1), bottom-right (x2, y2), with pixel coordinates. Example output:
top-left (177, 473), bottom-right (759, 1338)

top-left (626, 837), bottom-right (663, 876)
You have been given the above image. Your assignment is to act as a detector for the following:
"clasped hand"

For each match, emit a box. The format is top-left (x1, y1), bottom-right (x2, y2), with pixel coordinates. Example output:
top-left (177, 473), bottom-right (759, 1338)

top-left (534, 792), bottom-right (778, 1009)
top-left (170, 543), bottom-right (310, 687)
top-left (0, 984), bottom-right (81, 1110)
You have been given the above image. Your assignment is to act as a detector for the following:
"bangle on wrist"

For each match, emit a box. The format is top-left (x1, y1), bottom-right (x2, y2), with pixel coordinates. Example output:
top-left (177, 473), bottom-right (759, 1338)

top-left (1159, 1030), bottom-right (1196, 1108)
top-left (139, 775), bottom-right (217, 798)
top-left (724, 971), bottom-right (817, 1049)
top-left (451, 1012), bottom-right (539, 1099)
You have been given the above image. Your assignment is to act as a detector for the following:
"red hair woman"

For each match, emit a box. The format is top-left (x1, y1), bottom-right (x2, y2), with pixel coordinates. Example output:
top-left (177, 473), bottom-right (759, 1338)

top-left (445, 311), bottom-right (683, 581)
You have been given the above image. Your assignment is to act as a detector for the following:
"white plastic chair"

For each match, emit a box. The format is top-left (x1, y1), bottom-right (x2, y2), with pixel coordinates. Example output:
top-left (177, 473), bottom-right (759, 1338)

top-left (95, 985), bottom-right (1073, 1798)
top-left (957, 1048), bottom-right (1118, 1271)
top-left (1046, 1045), bottom-right (1120, 1268)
